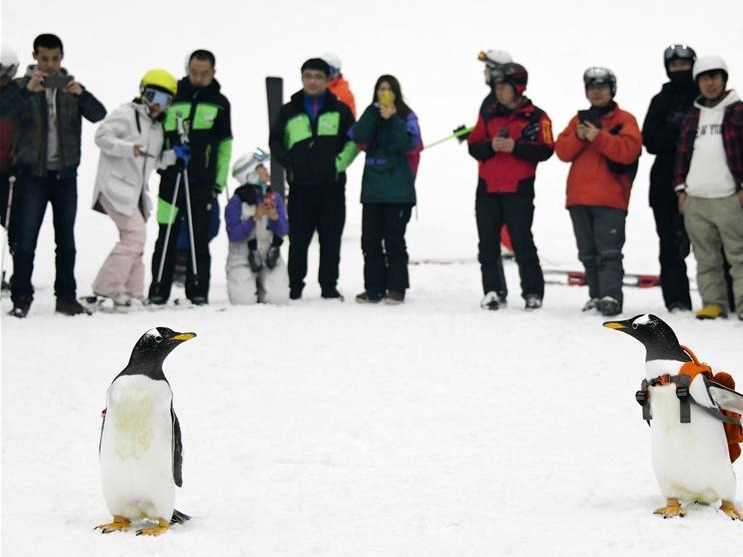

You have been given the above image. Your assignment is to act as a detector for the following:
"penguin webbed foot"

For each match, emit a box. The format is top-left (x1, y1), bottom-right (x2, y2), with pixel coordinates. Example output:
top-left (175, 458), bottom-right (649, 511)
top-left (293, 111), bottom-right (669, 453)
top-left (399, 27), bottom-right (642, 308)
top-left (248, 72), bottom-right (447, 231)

top-left (95, 516), bottom-right (132, 533)
top-left (654, 498), bottom-right (686, 518)
top-left (720, 500), bottom-right (743, 520)
top-left (136, 518), bottom-right (170, 536)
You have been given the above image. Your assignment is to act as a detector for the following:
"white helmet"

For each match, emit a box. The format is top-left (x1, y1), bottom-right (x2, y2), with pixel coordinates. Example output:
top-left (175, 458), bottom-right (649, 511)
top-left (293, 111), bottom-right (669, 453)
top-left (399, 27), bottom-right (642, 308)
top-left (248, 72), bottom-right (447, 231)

top-left (693, 54), bottom-right (728, 81)
top-left (232, 148), bottom-right (270, 186)
top-left (320, 53), bottom-right (342, 78)
top-left (0, 44), bottom-right (19, 79)
top-left (479, 49), bottom-right (513, 68)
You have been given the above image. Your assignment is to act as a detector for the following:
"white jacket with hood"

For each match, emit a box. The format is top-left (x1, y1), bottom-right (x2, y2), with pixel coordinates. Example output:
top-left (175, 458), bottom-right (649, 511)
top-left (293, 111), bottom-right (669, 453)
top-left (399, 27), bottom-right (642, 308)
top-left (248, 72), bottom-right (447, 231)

top-left (91, 101), bottom-right (172, 219)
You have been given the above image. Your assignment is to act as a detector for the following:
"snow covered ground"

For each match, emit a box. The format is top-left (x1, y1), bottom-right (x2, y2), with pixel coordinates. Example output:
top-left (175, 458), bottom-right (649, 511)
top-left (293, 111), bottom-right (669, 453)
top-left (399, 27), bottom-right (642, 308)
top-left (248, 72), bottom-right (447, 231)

top-left (2, 0), bottom-right (743, 555)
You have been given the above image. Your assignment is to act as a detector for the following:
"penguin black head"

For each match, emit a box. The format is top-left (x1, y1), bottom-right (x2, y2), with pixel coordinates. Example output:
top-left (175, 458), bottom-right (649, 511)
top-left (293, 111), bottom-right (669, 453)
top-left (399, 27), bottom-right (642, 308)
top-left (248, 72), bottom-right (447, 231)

top-left (124, 327), bottom-right (197, 373)
top-left (603, 314), bottom-right (691, 363)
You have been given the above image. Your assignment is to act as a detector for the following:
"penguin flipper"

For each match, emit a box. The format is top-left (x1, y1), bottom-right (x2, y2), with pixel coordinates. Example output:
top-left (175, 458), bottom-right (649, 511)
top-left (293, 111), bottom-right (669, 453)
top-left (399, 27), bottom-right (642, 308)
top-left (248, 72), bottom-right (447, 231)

top-left (172, 406), bottom-right (183, 487)
top-left (705, 378), bottom-right (743, 415)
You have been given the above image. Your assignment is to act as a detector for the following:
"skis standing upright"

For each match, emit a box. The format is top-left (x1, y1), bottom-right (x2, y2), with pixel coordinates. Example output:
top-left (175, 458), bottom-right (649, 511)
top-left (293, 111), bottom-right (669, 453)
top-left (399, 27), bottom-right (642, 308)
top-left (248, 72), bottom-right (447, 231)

top-left (265, 77), bottom-right (285, 199)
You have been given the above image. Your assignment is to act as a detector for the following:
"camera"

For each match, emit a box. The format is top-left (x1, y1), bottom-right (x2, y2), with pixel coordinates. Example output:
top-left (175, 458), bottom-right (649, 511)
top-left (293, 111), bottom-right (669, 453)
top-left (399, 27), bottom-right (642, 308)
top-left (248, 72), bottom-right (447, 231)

top-left (43, 74), bottom-right (72, 89)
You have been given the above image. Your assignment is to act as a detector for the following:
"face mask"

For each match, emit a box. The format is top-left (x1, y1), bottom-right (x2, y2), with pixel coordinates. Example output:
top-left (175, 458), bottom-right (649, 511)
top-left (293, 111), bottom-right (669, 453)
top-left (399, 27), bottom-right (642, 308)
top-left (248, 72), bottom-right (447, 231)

top-left (668, 69), bottom-right (693, 85)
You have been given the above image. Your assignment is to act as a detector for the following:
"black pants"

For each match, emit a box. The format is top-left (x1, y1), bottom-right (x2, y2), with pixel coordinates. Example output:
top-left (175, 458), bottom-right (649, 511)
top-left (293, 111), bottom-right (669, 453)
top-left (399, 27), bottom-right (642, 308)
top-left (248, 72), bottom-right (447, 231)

top-left (10, 172), bottom-right (78, 304)
top-left (476, 191), bottom-right (544, 299)
top-left (0, 172), bottom-right (15, 252)
top-left (287, 183), bottom-right (345, 294)
top-left (149, 172), bottom-right (213, 302)
top-left (651, 199), bottom-right (692, 310)
top-left (569, 205), bottom-right (626, 305)
top-left (361, 203), bottom-right (413, 296)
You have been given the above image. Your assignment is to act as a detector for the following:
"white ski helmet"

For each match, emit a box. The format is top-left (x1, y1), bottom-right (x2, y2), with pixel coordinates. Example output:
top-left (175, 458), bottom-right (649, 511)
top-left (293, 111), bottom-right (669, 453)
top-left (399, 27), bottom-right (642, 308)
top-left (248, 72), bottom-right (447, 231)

top-left (693, 54), bottom-right (728, 81)
top-left (320, 53), bottom-right (342, 78)
top-left (232, 148), bottom-right (270, 186)
top-left (479, 49), bottom-right (513, 68)
top-left (0, 44), bottom-right (19, 79)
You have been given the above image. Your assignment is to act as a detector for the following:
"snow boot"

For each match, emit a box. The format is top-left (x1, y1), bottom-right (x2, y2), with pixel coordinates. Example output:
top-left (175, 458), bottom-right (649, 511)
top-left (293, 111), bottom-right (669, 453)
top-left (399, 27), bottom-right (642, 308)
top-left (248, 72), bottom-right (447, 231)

top-left (480, 291), bottom-right (500, 311)
top-left (248, 249), bottom-right (263, 273)
top-left (599, 296), bottom-right (621, 317)
top-left (696, 304), bottom-right (727, 320)
top-left (56, 298), bottom-right (92, 316)
top-left (582, 298), bottom-right (600, 312)
top-left (385, 290), bottom-right (405, 305)
top-left (356, 291), bottom-right (383, 304)
top-left (524, 294), bottom-right (542, 310)
top-left (265, 245), bottom-right (280, 269)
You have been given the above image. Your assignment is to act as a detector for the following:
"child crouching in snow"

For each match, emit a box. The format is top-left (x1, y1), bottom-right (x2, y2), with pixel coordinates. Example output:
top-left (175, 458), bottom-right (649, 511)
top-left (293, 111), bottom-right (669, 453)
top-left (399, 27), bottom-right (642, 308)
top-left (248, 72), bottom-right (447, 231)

top-left (225, 149), bottom-right (289, 304)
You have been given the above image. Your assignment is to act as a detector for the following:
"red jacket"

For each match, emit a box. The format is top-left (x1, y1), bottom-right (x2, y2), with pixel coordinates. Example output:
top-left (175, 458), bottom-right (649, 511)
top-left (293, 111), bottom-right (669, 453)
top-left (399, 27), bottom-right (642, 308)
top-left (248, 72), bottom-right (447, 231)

top-left (555, 103), bottom-right (642, 212)
top-left (467, 95), bottom-right (554, 195)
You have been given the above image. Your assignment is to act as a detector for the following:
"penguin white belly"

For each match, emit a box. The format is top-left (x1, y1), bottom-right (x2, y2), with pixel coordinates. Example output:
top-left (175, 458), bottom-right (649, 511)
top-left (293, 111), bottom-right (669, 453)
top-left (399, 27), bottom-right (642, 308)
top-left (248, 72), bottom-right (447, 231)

top-left (100, 376), bottom-right (175, 521)
top-left (649, 384), bottom-right (736, 502)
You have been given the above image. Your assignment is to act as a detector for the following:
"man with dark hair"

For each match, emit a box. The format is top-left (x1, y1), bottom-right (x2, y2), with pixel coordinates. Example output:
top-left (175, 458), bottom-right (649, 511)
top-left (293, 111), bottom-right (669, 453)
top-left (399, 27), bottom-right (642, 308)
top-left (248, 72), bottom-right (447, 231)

top-left (269, 58), bottom-right (358, 300)
top-left (148, 49), bottom-right (232, 305)
top-left (9, 33), bottom-right (106, 318)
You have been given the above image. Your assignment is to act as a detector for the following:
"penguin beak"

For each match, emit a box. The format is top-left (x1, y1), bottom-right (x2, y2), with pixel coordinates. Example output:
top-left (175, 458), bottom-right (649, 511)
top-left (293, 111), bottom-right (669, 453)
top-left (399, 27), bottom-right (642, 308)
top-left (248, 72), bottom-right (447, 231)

top-left (602, 318), bottom-right (633, 331)
top-left (171, 332), bottom-right (197, 342)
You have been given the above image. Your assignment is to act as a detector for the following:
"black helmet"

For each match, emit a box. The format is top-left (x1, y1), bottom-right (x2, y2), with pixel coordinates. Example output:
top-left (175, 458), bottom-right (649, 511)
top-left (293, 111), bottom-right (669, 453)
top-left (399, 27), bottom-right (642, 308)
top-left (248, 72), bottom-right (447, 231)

top-left (663, 44), bottom-right (696, 69)
top-left (583, 66), bottom-right (617, 97)
top-left (492, 62), bottom-right (528, 95)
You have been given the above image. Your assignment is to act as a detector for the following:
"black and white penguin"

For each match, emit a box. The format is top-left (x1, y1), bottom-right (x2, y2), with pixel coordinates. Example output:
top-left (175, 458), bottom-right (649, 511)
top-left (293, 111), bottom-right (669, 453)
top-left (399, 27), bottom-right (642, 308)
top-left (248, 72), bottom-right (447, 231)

top-left (603, 314), bottom-right (743, 519)
top-left (96, 327), bottom-right (196, 536)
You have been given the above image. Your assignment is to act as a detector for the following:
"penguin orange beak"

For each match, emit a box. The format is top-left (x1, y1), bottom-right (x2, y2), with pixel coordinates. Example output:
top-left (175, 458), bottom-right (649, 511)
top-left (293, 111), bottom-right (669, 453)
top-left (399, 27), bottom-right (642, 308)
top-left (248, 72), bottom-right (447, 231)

top-left (602, 321), bottom-right (626, 330)
top-left (171, 332), bottom-right (197, 342)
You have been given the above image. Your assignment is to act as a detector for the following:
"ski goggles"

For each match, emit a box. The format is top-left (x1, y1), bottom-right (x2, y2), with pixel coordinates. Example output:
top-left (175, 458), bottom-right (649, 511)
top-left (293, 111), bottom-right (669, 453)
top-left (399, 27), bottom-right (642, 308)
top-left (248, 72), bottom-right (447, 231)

top-left (478, 50), bottom-right (498, 68)
top-left (664, 44), bottom-right (695, 62)
top-left (583, 66), bottom-right (614, 85)
top-left (142, 87), bottom-right (174, 108)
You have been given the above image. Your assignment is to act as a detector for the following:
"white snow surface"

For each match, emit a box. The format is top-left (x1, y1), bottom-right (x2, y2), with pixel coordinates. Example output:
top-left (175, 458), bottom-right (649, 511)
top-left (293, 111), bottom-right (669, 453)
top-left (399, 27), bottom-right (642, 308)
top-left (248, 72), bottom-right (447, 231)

top-left (2, 0), bottom-right (743, 555)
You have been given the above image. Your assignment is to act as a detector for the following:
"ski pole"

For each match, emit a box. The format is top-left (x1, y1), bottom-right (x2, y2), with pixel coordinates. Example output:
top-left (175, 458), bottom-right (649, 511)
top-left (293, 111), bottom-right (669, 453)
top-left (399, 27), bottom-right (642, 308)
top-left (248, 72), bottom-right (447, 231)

top-left (0, 175), bottom-right (15, 287)
top-left (181, 167), bottom-right (199, 287)
top-left (174, 110), bottom-right (199, 288)
top-left (154, 172), bottom-right (182, 288)
top-left (423, 125), bottom-right (474, 150)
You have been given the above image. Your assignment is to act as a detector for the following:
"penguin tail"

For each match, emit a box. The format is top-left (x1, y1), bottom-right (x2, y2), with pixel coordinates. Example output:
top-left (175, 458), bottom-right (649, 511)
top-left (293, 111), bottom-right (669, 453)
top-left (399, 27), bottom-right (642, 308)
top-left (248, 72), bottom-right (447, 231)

top-left (170, 509), bottom-right (192, 525)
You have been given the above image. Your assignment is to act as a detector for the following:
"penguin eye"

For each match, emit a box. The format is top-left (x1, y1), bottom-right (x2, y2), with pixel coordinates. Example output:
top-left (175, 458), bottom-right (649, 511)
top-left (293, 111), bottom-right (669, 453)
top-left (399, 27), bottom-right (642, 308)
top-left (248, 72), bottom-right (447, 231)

top-left (155, 335), bottom-right (163, 343)
top-left (631, 322), bottom-right (639, 329)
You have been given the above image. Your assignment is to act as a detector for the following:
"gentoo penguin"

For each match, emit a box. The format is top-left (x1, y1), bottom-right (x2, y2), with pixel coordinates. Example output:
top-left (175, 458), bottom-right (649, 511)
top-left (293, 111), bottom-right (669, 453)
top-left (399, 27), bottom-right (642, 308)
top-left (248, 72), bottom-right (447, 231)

top-left (603, 314), bottom-right (743, 519)
top-left (96, 327), bottom-right (196, 536)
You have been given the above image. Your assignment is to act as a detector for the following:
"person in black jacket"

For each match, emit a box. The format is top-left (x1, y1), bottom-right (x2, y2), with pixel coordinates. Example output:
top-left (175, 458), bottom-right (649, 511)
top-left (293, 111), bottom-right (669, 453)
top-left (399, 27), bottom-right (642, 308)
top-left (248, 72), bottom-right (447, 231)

top-left (148, 49), bottom-right (232, 305)
top-left (269, 58), bottom-right (357, 300)
top-left (9, 33), bottom-right (106, 318)
top-left (642, 44), bottom-right (698, 313)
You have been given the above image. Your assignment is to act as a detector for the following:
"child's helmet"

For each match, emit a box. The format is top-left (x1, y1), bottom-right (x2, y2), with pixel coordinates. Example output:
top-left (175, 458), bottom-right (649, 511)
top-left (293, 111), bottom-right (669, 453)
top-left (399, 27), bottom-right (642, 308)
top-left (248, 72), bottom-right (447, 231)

top-left (140, 69), bottom-right (178, 95)
top-left (0, 44), bottom-right (19, 80)
top-left (232, 148), bottom-right (270, 186)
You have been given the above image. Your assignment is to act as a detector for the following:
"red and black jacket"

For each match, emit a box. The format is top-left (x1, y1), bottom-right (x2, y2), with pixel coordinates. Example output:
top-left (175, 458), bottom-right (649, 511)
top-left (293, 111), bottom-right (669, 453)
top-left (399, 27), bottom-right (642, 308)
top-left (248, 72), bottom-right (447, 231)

top-left (467, 93), bottom-right (554, 195)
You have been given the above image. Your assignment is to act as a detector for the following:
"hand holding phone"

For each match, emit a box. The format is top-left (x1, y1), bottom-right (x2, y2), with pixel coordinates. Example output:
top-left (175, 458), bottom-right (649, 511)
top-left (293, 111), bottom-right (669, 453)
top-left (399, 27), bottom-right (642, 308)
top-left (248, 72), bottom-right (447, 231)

top-left (43, 74), bottom-right (73, 89)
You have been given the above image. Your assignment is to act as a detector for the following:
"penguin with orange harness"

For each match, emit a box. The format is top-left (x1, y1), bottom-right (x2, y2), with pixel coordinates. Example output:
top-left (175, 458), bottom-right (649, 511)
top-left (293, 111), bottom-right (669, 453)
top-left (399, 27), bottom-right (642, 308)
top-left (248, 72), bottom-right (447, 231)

top-left (603, 314), bottom-right (743, 519)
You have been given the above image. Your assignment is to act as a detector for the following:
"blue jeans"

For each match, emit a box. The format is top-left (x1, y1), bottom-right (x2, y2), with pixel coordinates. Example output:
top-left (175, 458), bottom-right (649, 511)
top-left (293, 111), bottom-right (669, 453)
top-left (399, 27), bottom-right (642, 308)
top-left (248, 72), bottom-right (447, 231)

top-left (11, 173), bottom-right (78, 304)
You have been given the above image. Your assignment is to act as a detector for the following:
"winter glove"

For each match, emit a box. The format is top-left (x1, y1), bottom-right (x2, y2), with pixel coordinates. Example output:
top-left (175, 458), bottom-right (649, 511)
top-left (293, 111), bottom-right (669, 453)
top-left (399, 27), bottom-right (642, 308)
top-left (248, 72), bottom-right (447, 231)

top-left (174, 145), bottom-right (191, 167)
top-left (674, 214), bottom-right (691, 259)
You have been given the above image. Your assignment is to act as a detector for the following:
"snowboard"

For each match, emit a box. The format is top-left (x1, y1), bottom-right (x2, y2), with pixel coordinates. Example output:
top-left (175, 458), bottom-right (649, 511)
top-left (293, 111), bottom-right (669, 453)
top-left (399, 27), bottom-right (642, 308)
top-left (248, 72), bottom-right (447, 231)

top-left (265, 77), bottom-right (285, 199)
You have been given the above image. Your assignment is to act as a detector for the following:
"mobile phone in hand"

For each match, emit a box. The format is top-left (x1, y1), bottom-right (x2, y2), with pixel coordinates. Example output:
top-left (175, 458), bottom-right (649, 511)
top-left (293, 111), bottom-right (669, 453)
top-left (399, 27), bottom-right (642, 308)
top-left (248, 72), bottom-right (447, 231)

top-left (43, 74), bottom-right (73, 89)
top-left (379, 90), bottom-right (394, 108)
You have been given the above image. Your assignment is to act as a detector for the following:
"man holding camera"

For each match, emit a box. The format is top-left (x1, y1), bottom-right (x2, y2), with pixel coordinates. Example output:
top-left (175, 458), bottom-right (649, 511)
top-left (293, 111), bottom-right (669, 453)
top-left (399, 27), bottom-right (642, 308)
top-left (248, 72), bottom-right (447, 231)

top-left (9, 33), bottom-right (106, 318)
top-left (147, 49), bottom-right (233, 306)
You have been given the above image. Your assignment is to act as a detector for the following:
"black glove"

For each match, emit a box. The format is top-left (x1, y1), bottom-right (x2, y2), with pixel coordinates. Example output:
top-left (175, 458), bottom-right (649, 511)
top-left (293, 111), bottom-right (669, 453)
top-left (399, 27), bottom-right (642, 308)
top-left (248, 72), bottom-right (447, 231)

top-left (674, 214), bottom-right (691, 259)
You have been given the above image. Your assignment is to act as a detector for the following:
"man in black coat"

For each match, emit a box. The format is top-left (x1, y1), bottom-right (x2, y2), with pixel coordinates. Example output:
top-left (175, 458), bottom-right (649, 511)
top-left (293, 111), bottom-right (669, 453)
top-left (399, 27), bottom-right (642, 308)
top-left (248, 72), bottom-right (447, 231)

top-left (642, 44), bottom-right (698, 312)
top-left (269, 58), bottom-right (357, 300)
